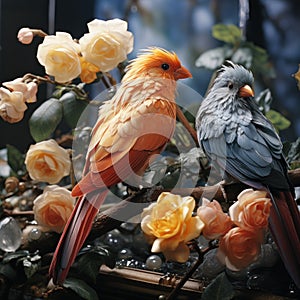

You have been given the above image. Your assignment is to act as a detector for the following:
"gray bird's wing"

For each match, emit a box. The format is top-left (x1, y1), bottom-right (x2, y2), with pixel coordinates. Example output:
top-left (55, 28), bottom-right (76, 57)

top-left (201, 109), bottom-right (290, 190)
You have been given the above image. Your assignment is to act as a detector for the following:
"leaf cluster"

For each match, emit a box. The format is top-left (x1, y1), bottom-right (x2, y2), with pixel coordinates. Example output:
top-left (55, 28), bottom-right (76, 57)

top-left (29, 87), bottom-right (88, 142)
top-left (195, 24), bottom-right (275, 78)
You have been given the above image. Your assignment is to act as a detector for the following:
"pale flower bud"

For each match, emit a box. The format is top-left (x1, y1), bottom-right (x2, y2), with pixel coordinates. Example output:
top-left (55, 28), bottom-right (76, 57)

top-left (0, 87), bottom-right (27, 123)
top-left (17, 27), bottom-right (34, 44)
top-left (3, 78), bottom-right (38, 103)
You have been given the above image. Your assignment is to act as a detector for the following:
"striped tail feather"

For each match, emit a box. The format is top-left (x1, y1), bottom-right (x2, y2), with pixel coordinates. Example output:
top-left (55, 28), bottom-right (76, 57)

top-left (268, 190), bottom-right (300, 288)
top-left (49, 190), bottom-right (107, 284)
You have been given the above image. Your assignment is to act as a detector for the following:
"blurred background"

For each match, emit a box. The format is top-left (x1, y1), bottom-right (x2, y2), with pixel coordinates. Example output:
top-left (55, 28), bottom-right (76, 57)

top-left (1, 0), bottom-right (300, 152)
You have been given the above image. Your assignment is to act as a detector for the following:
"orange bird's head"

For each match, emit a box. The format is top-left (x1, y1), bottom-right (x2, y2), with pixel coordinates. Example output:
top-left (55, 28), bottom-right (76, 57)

top-left (124, 47), bottom-right (192, 81)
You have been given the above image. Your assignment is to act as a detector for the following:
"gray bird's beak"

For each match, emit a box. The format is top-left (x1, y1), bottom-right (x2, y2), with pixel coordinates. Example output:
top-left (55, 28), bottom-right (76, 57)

top-left (238, 84), bottom-right (254, 98)
top-left (174, 66), bottom-right (192, 80)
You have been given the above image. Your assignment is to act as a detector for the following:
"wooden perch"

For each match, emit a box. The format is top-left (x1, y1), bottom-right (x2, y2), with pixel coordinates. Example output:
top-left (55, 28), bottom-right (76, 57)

top-left (87, 168), bottom-right (300, 241)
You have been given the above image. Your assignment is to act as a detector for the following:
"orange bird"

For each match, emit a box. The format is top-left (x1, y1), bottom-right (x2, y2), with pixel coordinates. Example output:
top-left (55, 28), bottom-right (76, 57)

top-left (49, 47), bottom-right (192, 284)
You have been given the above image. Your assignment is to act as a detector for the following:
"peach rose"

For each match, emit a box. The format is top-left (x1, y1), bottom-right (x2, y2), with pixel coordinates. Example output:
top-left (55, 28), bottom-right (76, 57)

top-left (37, 32), bottom-right (81, 83)
top-left (0, 87), bottom-right (27, 123)
top-left (141, 192), bottom-right (204, 262)
top-left (3, 77), bottom-right (38, 103)
top-left (197, 198), bottom-right (233, 240)
top-left (25, 139), bottom-right (71, 184)
top-left (79, 18), bottom-right (133, 72)
top-left (229, 189), bottom-right (271, 230)
top-left (17, 27), bottom-right (34, 44)
top-left (219, 227), bottom-right (263, 271)
top-left (79, 56), bottom-right (100, 84)
top-left (33, 185), bottom-right (75, 233)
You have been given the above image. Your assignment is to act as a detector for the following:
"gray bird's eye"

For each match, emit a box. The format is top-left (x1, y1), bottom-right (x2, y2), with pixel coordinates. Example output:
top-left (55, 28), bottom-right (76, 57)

top-left (228, 82), bottom-right (234, 89)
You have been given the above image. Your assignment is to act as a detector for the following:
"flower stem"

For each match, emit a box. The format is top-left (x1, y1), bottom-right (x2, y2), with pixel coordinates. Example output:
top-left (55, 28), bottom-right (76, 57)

top-left (165, 241), bottom-right (218, 300)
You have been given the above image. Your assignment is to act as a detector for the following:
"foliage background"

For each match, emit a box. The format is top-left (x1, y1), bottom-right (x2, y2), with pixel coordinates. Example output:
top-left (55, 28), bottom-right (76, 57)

top-left (1, 0), bottom-right (300, 150)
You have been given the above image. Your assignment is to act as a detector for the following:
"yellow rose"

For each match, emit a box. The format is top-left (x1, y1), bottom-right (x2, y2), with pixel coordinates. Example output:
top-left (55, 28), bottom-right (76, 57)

top-left (79, 56), bottom-right (100, 84)
top-left (197, 198), bottom-right (233, 240)
top-left (79, 18), bottom-right (133, 72)
top-left (141, 192), bottom-right (204, 262)
top-left (229, 189), bottom-right (271, 230)
top-left (25, 139), bottom-right (71, 184)
top-left (3, 77), bottom-right (38, 103)
top-left (37, 32), bottom-right (81, 83)
top-left (219, 227), bottom-right (263, 271)
top-left (0, 87), bottom-right (27, 123)
top-left (33, 185), bottom-right (75, 233)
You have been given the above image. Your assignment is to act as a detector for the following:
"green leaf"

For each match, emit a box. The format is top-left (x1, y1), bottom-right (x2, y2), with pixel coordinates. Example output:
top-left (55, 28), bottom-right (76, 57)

top-left (6, 144), bottom-right (25, 175)
top-left (76, 247), bottom-right (115, 284)
top-left (201, 272), bottom-right (235, 300)
top-left (285, 137), bottom-right (300, 168)
top-left (212, 24), bottom-right (242, 45)
top-left (246, 42), bottom-right (276, 78)
top-left (2, 250), bottom-right (30, 263)
top-left (29, 98), bottom-right (63, 142)
top-left (23, 258), bottom-right (40, 278)
top-left (60, 91), bottom-right (88, 128)
top-left (195, 46), bottom-right (233, 70)
top-left (265, 109), bottom-right (291, 131)
top-left (63, 277), bottom-right (99, 300)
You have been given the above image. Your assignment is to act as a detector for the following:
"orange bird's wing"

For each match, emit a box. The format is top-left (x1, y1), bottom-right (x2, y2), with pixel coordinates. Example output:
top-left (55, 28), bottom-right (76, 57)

top-left (72, 96), bottom-right (176, 197)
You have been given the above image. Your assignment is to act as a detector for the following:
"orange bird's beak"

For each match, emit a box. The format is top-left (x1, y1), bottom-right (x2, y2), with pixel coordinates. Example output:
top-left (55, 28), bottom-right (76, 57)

top-left (238, 84), bottom-right (254, 98)
top-left (174, 66), bottom-right (192, 80)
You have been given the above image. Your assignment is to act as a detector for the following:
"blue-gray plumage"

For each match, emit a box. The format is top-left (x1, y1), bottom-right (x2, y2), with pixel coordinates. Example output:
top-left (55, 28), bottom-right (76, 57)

top-left (196, 61), bottom-right (300, 287)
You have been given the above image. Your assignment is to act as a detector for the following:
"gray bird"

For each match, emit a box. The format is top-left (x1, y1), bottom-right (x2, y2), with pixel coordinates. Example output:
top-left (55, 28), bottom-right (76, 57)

top-left (196, 61), bottom-right (300, 288)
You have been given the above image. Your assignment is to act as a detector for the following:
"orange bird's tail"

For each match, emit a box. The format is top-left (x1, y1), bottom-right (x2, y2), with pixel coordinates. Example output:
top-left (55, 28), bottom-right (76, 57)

top-left (269, 190), bottom-right (300, 288)
top-left (49, 190), bottom-right (107, 284)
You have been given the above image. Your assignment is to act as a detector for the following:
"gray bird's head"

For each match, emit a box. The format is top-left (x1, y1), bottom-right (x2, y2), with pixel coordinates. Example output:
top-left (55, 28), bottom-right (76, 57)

top-left (210, 61), bottom-right (255, 99)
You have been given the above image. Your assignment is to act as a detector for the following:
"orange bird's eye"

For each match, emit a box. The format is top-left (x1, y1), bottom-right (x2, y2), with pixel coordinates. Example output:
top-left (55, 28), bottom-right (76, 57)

top-left (161, 63), bottom-right (170, 70)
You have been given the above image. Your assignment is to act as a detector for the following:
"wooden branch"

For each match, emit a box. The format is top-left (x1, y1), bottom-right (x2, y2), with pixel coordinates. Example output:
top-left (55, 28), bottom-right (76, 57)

top-left (87, 169), bottom-right (300, 240)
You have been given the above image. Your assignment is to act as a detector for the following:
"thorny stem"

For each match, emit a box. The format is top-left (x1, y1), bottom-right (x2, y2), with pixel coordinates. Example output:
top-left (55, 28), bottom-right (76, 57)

top-left (165, 241), bottom-right (218, 300)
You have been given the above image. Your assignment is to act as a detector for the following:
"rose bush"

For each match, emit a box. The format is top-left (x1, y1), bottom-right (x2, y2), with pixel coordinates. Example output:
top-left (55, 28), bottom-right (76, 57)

top-left (197, 198), bottom-right (233, 240)
top-left (141, 192), bottom-right (204, 262)
top-left (37, 32), bottom-right (81, 83)
top-left (229, 189), bottom-right (271, 230)
top-left (79, 18), bottom-right (134, 72)
top-left (0, 87), bottom-right (27, 123)
top-left (33, 185), bottom-right (75, 233)
top-left (25, 139), bottom-right (71, 184)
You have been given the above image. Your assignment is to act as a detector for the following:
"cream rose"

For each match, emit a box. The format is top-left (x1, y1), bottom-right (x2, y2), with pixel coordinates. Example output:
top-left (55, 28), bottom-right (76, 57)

top-left (219, 227), bottom-right (263, 271)
top-left (229, 189), bottom-right (271, 230)
top-left (79, 18), bottom-right (133, 72)
top-left (33, 185), bottom-right (75, 233)
top-left (25, 139), bottom-right (71, 184)
top-left (3, 77), bottom-right (38, 103)
top-left (0, 87), bottom-right (27, 123)
top-left (37, 32), bottom-right (81, 83)
top-left (141, 192), bottom-right (204, 262)
top-left (197, 199), bottom-right (233, 240)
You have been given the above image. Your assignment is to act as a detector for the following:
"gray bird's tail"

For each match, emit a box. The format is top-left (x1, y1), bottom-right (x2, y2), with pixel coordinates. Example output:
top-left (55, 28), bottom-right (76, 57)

top-left (269, 190), bottom-right (300, 288)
